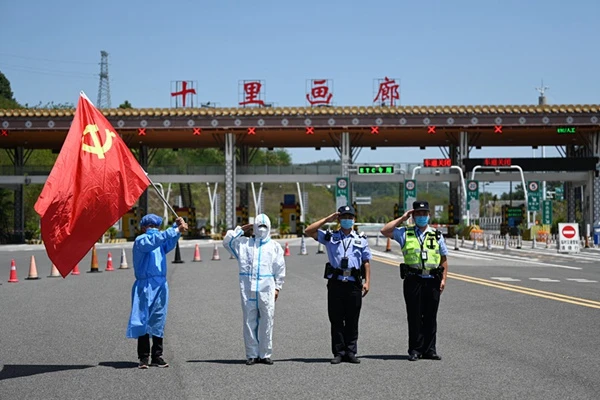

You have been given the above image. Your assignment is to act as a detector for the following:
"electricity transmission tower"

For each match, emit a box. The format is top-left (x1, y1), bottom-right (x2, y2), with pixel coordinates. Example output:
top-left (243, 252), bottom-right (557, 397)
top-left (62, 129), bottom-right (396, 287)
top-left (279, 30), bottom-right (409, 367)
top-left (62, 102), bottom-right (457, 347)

top-left (97, 50), bottom-right (111, 108)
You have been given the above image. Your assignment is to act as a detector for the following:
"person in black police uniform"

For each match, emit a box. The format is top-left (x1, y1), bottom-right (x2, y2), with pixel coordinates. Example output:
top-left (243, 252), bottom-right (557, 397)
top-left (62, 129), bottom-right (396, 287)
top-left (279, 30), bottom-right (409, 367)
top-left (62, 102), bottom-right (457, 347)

top-left (305, 205), bottom-right (372, 364)
top-left (380, 200), bottom-right (449, 361)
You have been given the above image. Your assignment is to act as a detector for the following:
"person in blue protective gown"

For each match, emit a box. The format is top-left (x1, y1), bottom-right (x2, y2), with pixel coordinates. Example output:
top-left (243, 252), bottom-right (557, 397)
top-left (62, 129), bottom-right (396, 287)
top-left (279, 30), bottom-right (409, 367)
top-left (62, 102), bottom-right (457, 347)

top-left (223, 213), bottom-right (286, 366)
top-left (126, 213), bottom-right (188, 369)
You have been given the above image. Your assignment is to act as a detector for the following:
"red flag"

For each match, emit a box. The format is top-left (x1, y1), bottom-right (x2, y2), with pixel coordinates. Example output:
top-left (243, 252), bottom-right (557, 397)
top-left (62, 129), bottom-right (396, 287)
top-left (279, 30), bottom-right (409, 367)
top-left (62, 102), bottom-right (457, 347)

top-left (34, 93), bottom-right (149, 277)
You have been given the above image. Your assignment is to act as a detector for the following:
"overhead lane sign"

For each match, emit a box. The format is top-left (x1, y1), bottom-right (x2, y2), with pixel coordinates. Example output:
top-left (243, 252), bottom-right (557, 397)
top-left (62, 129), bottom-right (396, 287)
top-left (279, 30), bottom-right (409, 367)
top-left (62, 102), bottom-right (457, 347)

top-left (357, 165), bottom-right (394, 175)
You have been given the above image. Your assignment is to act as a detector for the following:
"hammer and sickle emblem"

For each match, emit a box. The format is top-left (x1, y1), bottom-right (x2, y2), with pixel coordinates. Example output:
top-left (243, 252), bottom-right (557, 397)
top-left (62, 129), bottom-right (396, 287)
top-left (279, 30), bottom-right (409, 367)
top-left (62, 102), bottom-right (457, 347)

top-left (82, 124), bottom-right (116, 159)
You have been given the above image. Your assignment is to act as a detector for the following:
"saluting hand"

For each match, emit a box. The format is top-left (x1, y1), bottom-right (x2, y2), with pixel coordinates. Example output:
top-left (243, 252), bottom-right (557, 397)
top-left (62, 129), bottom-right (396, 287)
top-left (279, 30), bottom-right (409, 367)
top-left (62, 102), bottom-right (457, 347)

top-left (325, 212), bottom-right (340, 223)
top-left (241, 223), bottom-right (254, 232)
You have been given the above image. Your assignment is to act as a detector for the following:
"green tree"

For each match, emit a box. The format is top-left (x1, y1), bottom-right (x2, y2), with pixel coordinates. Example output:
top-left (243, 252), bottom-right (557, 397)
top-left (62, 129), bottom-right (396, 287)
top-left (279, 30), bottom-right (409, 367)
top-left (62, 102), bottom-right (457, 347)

top-left (0, 71), bottom-right (15, 100)
top-left (119, 100), bottom-right (133, 109)
top-left (0, 188), bottom-right (13, 243)
top-left (0, 71), bottom-right (21, 109)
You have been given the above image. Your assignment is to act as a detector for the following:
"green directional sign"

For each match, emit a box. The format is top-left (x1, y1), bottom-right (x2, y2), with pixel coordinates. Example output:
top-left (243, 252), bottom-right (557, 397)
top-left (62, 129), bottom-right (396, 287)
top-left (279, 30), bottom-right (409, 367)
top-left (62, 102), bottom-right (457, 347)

top-left (542, 200), bottom-right (553, 225)
top-left (555, 186), bottom-right (564, 201)
top-left (527, 180), bottom-right (540, 212)
top-left (335, 177), bottom-right (350, 209)
top-left (357, 165), bottom-right (394, 175)
top-left (467, 180), bottom-right (480, 218)
top-left (404, 179), bottom-right (417, 212)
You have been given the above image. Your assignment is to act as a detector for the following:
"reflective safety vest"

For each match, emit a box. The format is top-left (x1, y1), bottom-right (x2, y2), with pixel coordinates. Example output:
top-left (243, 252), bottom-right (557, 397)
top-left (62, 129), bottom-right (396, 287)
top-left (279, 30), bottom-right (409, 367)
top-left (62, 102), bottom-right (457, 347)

top-left (402, 226), bottom-right (441, 271)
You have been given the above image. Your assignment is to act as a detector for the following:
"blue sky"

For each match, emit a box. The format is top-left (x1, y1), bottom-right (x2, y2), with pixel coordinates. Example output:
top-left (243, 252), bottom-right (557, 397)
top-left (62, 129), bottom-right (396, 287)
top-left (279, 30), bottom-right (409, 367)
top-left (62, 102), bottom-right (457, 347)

top-left (1, 0), bottom-right (598, 193)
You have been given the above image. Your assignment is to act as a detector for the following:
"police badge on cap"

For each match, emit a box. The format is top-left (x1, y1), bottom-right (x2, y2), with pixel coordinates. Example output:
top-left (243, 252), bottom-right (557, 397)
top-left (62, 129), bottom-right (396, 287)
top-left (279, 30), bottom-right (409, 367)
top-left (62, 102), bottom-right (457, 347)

top-left (337, 205), bottom-right (356, 216)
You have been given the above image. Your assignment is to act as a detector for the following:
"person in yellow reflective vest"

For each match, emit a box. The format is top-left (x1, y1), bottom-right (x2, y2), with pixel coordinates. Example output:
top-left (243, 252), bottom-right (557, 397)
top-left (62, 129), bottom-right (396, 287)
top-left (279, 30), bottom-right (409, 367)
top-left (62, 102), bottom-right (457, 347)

top-left (381, 200), bottom-right (448, 361)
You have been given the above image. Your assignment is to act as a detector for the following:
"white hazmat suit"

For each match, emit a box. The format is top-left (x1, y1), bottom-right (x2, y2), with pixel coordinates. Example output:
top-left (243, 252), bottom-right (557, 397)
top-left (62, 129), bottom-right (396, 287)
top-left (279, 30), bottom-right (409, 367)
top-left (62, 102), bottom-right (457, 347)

top-left (223, 214), bottom-right (286, 360)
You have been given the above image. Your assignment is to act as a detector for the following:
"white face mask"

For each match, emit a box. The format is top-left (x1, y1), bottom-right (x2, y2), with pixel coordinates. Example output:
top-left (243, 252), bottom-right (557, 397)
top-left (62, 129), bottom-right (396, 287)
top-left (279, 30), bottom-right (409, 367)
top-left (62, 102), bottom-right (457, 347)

top-left (256, 227), bottom-right (269, 240)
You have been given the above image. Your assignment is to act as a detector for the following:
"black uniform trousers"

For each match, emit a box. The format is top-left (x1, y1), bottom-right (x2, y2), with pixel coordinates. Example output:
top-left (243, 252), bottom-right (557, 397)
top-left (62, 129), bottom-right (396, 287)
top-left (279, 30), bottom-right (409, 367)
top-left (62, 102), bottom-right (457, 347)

top-left (403, 275), bottom-right (441, 356)
top-left (137, 334), bottom-right (164, 360)
top-left (327, 279), bottom-right (362, 357)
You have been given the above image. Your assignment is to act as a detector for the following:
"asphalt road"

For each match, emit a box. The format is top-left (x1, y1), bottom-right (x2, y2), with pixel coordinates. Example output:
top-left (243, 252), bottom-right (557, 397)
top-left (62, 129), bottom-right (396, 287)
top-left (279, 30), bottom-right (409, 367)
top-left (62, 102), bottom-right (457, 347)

top-left (0, 237), bottom-right (599, 399)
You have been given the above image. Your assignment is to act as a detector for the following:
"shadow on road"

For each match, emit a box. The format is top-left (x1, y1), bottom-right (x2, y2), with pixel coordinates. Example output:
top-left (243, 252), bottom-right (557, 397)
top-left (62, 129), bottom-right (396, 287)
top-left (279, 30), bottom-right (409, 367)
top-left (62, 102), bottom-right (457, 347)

top-left (273, 357), bottom-right (332, 363)
top-left (360, 354), bottom-right (410, 361)
top-left (0, 364), bottom-right (95, 380)
top-left (98, 361), bottom-right (139, 369)
top-left (187, 359), bottom-right (246, 364)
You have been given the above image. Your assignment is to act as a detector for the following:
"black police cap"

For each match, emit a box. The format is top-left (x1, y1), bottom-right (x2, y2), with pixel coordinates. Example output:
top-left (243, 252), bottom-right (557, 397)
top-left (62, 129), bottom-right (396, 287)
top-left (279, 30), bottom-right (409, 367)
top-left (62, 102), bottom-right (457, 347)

top-left (337, 205), bottom-right (356, 216)
top-left (412, 201), bottom-right (430, 212)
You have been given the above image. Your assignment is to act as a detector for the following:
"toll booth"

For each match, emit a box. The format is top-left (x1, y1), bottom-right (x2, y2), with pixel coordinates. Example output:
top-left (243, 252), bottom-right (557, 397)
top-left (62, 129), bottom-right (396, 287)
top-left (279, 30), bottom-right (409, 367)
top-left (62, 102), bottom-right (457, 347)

top-left (280, 194), bottom-right (300, 234)
top-left (122, 207), bottom-right (142, 239)
top-left (500, 204), bottom-right (526, 235)
top-left (236, 205), bottom-right (249, 226)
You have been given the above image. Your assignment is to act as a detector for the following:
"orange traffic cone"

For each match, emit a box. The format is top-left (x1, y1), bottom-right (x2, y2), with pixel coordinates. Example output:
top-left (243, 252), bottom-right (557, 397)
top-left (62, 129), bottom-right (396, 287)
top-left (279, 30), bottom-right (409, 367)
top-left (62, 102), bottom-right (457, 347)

top-left (71, 263), bottom-right (80, 275)
top-left (25, 255), bottom-right (40, 280)
top-left (8, 259), bottom-right (18, 282)
top-left (105, 252), bottom-right (115, 271)
top-left (284, 242), bottom-right (291, 257)
top-left (211, 243), bottom-right (221, 261)
top-left (48, 263), bottom-right (61, 278)
top-left (192, 244), bottom-right (202, 262)
top-left (385, 238), bottom-right (392, 252)
top-left (119, 248), bottom-right (129, 269)
top-left (89, 245), bottom-right (101, 273)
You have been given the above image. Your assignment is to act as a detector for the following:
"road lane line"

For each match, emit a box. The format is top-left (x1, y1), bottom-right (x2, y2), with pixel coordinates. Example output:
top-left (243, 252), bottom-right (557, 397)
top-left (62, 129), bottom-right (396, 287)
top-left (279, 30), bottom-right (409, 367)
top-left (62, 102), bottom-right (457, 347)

top-left (371, 255), bottom-right (600, 309)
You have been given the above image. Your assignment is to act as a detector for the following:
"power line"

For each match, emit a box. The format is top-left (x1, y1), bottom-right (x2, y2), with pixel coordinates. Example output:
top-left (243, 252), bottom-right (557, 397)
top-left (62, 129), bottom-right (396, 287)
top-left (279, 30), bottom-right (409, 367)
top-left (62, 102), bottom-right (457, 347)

top-left (0, 62), bottom-right (96, 79)
top-left (0, 52), bottom-right (98, 65)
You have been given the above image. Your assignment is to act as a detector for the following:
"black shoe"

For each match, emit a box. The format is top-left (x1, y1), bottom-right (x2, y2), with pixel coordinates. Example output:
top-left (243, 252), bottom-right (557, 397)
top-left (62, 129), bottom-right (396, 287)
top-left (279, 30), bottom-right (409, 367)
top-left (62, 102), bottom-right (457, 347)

top-left (259, 357), bottom-right (274, 365)
top-left (330, 355), bottom-right (343, 364)
top-left (138, 357), bottom-right (149, 369)
top-left (346, 354), bottom-right (361, 364)
top-left (408, 353), bottom-right (420, 361)
top-left (246, 358), bottom-right (257, 365)
top-left (422, 352), bottom-right (442, 360)
top-left (150, 357), bottom-right (169, 368)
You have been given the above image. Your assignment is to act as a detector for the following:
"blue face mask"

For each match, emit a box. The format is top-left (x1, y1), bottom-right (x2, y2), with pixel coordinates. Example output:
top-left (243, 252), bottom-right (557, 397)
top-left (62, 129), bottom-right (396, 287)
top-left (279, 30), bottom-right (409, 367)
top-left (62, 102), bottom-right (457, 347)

top-left (340, 219), bottom-right (354, 229)
top-left (414, 216), bottom-right (429, 227)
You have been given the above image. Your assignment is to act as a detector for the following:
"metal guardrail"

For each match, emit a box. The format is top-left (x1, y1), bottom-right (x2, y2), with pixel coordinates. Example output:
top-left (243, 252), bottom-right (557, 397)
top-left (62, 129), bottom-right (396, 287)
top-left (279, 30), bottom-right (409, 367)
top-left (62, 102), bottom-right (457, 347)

top-left (1, 163), bottom-right (424, 176)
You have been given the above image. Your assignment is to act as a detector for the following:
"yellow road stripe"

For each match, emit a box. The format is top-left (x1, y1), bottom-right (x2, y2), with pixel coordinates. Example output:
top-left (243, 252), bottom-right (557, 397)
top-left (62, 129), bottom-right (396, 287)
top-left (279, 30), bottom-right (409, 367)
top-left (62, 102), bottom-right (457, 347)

top-left (371, 255), bottom-right (600, 310)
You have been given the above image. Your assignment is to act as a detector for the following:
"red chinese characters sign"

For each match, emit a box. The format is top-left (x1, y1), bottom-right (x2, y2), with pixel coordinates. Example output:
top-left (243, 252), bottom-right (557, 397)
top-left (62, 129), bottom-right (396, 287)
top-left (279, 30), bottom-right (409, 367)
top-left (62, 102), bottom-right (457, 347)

top-left (373, 77), bottom-right (400, 106)
top-left (424, 158), bottom-right (452, 168)
top-left (170, 81), bottom-right (197, 108)
top-left (306, 79), bottom-right (333, 106)
top-left (484, 158), bottom-right (512, 167)
top-left (239, 80), bottom-right (265, 106)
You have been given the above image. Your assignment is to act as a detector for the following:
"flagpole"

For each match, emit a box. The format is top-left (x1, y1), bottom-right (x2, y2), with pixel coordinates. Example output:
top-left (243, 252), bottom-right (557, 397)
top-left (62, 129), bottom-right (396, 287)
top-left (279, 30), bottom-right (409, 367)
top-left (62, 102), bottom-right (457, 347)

top-left (144, 172), bottom-right (179, 219)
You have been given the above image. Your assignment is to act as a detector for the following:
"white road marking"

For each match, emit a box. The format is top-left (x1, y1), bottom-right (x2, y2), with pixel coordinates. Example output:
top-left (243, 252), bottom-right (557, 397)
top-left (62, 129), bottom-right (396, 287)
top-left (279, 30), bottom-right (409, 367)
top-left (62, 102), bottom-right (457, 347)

top-left (566, 278), bottom-right (598, 283)
top-left (449, 249), bottom-right (582, 270)
top-left (529, 278), bottom-right (561, 282)
top-left (490, 277), bottom-right (521, 281)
